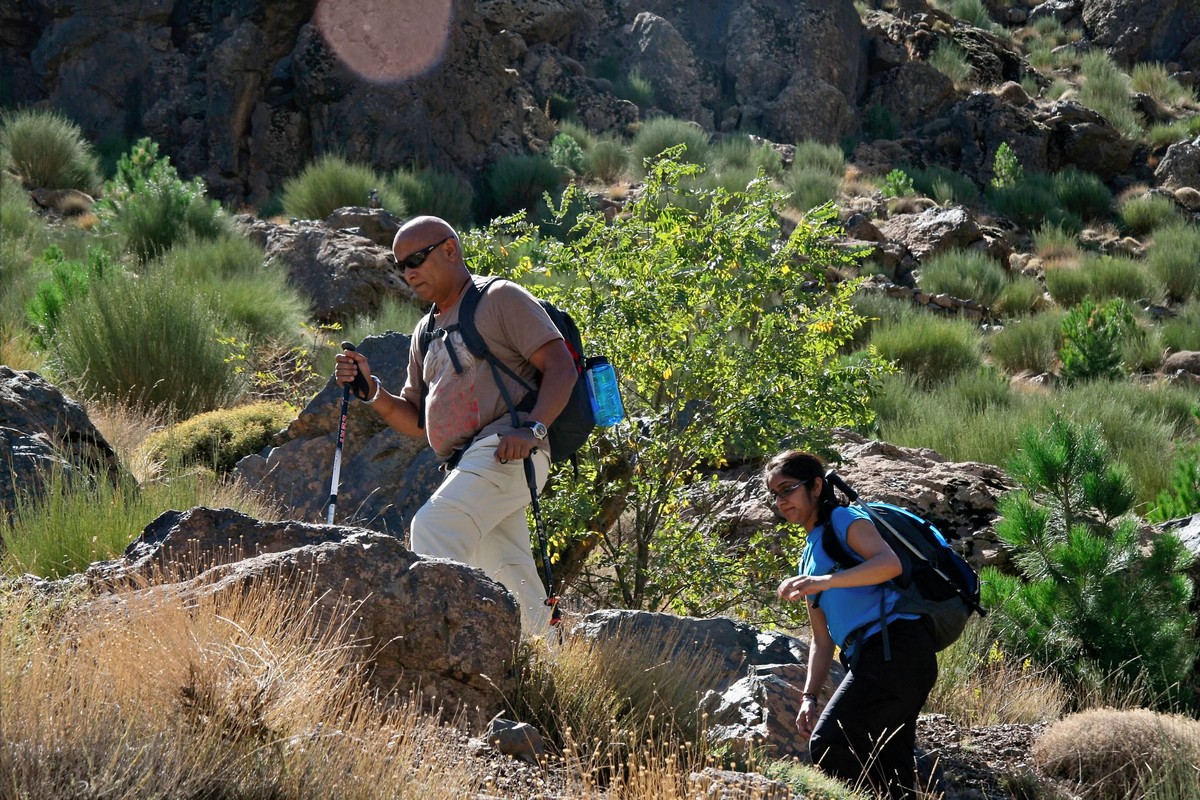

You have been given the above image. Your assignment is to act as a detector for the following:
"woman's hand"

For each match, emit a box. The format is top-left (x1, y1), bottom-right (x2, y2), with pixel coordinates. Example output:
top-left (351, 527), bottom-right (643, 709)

top-left (777, 573), bottom-right (831, 602)
top-left (796, 696), bottom-right (821, 739)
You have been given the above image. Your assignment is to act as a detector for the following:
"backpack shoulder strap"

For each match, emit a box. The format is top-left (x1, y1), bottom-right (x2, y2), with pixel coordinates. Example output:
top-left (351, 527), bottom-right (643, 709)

top-left (821, 507), bottom-right (859, 570)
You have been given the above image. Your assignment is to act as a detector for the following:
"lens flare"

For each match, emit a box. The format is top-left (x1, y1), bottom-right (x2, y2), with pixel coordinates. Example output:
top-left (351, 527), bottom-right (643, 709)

top-left (314, 0), bottom-right (453, 83)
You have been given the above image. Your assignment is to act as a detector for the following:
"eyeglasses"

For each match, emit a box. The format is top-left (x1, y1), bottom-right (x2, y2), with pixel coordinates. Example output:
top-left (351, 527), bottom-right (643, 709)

top-left (768, 481), bottom-right (807, 504)
top-left (398, 236), bottom-right (452, 269)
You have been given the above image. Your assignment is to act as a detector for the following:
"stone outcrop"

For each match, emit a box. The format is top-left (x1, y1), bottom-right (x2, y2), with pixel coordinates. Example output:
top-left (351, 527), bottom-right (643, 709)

top-left (1, 367), bottom-right (122, 516)
top-left (235, 331), bottom-right (437, 535)
top-left (878, 205), bottom-right (984, 263)
top-left (232, 216), bottom-right (414, 324)
top-left (83, 506), bottom-right (521, 727)
top-left (1081, 0), bottom-right (1200, 69)
top-left (1155, 138), bottom-right (1200, 192)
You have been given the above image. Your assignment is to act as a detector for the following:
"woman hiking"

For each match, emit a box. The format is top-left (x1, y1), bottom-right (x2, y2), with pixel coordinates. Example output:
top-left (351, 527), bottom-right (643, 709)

top-left (765, 450), bottom-right (937, 800)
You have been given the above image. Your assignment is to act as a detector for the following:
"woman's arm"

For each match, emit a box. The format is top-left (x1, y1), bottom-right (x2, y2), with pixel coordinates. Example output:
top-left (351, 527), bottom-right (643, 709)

top-left (777, 518), bottom-right (901, 602)
top-left (798, 601), bottom-right (834, 740)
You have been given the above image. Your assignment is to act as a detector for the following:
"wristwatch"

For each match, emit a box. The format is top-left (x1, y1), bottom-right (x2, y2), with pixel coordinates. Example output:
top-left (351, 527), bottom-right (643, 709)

top-left (523, 420), bottom-right (548, 440)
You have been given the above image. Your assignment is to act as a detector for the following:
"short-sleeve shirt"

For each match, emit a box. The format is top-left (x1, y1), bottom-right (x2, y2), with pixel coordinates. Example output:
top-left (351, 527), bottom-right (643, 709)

top-left (399, 279), bottom-right (562, 461)
top-left (801, 506), bottom-right (915, 658)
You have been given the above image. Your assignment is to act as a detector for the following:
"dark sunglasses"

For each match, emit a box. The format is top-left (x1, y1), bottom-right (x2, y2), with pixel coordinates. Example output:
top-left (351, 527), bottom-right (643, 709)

top-left (399, 236), bottom-right (451, 269)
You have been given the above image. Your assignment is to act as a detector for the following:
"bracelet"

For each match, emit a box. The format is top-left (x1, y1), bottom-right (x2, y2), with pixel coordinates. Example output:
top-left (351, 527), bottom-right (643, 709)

top-left (801, 692), bottom-right (819, 703)
top-left (364, 375), bottom-right (383, 405)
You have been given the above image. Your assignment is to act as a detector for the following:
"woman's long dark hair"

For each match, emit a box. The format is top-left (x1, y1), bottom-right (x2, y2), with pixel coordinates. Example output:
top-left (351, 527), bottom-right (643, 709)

top-left (763, 450), bottom-right (842, 527)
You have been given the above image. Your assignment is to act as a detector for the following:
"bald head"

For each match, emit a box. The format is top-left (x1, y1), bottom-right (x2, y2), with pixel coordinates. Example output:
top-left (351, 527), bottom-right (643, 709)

top-left (394, 216), bottom-right (458, 259)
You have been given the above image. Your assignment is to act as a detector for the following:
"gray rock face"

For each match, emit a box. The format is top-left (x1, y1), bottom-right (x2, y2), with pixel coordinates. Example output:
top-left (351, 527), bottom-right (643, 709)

top-left (865, 61), bottom-right (958, 130)
top-left (1081, 0), bottom-right (1200, 69)
top-left (943, 93), bottom-right (1054, 184)
top-left (1155, 137), bottom-right (1200, 191)
top-left (1162, 351), bottom-right (1200, 376)
top-left (1040, 101), bottom-right (1135, 181)
top-left (622, 13), bottom-right (715, 128)
top-left (232, 216), bottom-right (415, 325)
top-left (235, 332), bottom-right (438, 535)
top-left (1, 367), bottom-right (121, 516)
top-left (84, 506), bottom-right (521, 727)
top-left (878, 206), bottom-right (983, 264)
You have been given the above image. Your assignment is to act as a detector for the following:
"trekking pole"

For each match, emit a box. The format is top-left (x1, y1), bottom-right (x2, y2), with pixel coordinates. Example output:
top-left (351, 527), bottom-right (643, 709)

top-left (327, 341), bottom-right (367, 524)
top-left (523, 455), bottom-right (563, 640)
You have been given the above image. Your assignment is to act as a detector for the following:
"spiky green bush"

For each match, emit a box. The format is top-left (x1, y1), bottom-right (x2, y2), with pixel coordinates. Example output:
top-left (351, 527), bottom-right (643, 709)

top-left (614, 67), bottom-right (656, 108)
top-left (1053, 167), bottom-right (1112, 222)
top-left (918, 249), bottom-right (1008, 307)
top-left (1146, 223), bottom-right (1200, 302)
top-left (1044, 265), bottom-right (1091, 307)
top-left (709, 135), bottom-right (783, 178)
top-left (548, 133), bottom-right (586, 177)
top-left (930, 40), bottom-right (973, 84)
top-left (482, 153), bottom-right (565, 220)
top-left (988, 311), bottom-right (1063, 374)
top-left (281, 153), bottom-right (402, 221)
top-left (792, 140), bottom-right (846, 177)
top-left (881, 168), bottom-right (915, 198)
top-left (1161, 301), bottom-right (1200, 351)
top-left (990, 173), bottom-right (1081, 231)
top-left (582, 138), bottom-right (629, 184)
top-left (630, 116), bottom-right (709, 171)
top-left (869, 311), bottom-right (983, 387)
top-left (1078, 51), bottom-right (1142, 139)
top-left (138, 401), bottom-right (291, 474)
top-left (1130, 62), bottom-right (1197, 107)
top-left (908, 165), bottom-right (980, 205)
top-left (1119, 193), bottom-right (1181, 236)
top-left (1083, 253), bottom-right (1160, 303)
top-left (0, 108), bottom-right (101, 192)
top-left (1058, 297), bottom-right (1136, 383)
top-left (782, 167), bottom-right (840, 212)
top-left (25, 245), bottom-right (113, 348)
top-left (52, 271), bottom-right (245, 416)
top-left (996, 275), bottom-right (1047, 316)
top-left (387, 166), bottom-right (474, 229)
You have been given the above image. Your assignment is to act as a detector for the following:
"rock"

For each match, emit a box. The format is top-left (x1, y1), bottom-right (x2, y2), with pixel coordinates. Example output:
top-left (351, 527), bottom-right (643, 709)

top-left (701, 663), bottom-right (824, 760)
top-left (995, 80), bottom-right (1031, 107)
top-left (950, 27), bottom-right (1024, 88)
top-left (621, 13), bottom-right (715, 128)
top-left (941, 93), bottom-right (1054, 185)
top-left (484, 717), bottom-right (545, 765)
top-left (235, 332), bottom-right (436, 535)
top-left (83, 506), bottom-right (521, 727)
top-left (1, 367), bottom-right (122, 516)
top-left (845, 212), bottom-right (887, 242)
top-left (325, 206), bottom-right (402, 248)
top-left (476, 0), bottom-right (591, 43)
top-left (689, 768), bottom-right (794, 800)
top-left (1155, 137), bottom-right (1200, 191)
top-left (28, 187), bottom-right (95, 215)
top-left (1029, 0), bottom-right (1082, 27)
top-left (865, 61), bottom-right (958, 129)
top-left (1040, 101), bottom-right (1135, 181)
top-left (1161, 351), bottom-right (1200, 376)
top-left (231, 216), bottom-right (415, 325)
top-left (878, 205), bottom-right (983, 263)
top-left (1081, 0), bottom-right (1200, 69)
top-left (1173, 185), bottom-right (1200, 211)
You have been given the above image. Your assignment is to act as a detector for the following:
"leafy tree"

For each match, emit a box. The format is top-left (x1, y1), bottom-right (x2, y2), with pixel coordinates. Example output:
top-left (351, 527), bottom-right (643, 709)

top-left (464, 149), bottom-right (889, 622)
top-left (982, 419), bottom-right (1197, 708)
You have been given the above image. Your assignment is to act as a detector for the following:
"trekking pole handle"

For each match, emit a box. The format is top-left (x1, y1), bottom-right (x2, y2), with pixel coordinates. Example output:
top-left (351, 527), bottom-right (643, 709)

top-left (340, 341), bottom-right (374, 400)
top-left (824, 470), bottom-right (858, 502)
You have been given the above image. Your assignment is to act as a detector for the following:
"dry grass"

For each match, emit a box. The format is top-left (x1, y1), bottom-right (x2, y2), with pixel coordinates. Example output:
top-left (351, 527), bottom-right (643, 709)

top-left (1032, 708), bottom-right (1200, 800)
top-left (0, 575), bottom-right (482, 800)
top-left (85, 397), bottom-right (169, 482)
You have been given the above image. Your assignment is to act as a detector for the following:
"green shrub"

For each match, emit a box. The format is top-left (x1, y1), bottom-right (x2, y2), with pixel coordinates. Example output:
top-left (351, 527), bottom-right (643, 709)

top-left (614, 66), bottom-right (656, 108)
top-left (0, 108), bottom-right (101, 192)
top-left (1083, 253), bottom-right (1160, 303)
top-left (555, 120), bottom-right (595, 151)
top-left (582, 138), bottom-right (629, 184)
top-left (988, 311), bottom-right (1063, 374)
top-left (1120, 322), bottom-right (1162, 374)
top-left (281, 153), bottom-right (401, 221)
top-left (995, 275), bottom-right (1047, 316)
top-left (25, 245), bottom-right (113, 348)
top-left (1147, 223), bottom-right (1200, 302)
top-left (548, 133), bottom-right (585, 176)
top-left (138, 401), bottom-right (291, 474)
top-left (918, 249), bottom-right (1008, 307)
top-left (848, 292), bottom-right (918, 350)
top-left (482, 153), bottom-right (564, 219)
top-left (1033, 223), bottom-right (1080, 260)
top-left (1130, 62), bottom-right (1197, 107)
top-left (949, 0), bottom-right (994, 29)
top-left (1053, 167), bottom-right (1112, 222)
top-left (1119, 193), bottom-right (1181, 236)
top-left (990, 143), bottom-right (1024, 190)
top-left (793, 140), bottom-right (846, 177)
top-left (1148, 118), bottom-right (1198, 147)
top-left (989, 173), bottom-right (1081, 231)
top-left (1147, 443), bottom-right (1200, 524)
top-left (782, 166), bottom-right (840, 211)
top-left (53, 271), bottom-right (245, 417)
top-left (942, 367), bottom-right (1013, 413)
top-left (881, 168), bottom-right (915, 198)
top-left (631, 116), bottom-right (709, 171)
top-left (387, 166), bottom-right (474, 229)
top-left (908, 165), bottom-right (979, 205)
top-left (97, 138), bottom-right (232, 262)
top-left (1161, 300), bottom-right (1200, 351)
top-left (862, 104), bottom-right (898, 140)
top-left (1078, 51), bottom-right (1142, 139)
top-left (1044, 264), bottom-right (1091, 307)
top-left (930, 40), bottom-right (973, 84)
top-left (985, 419), bottom-right (1197, 709)
top-left (709, 135), bottom-right (783, 178)
top-left (869, 312), bottom-right (983, 387)
top-left (1059, 297), bottom-right (1136, 383)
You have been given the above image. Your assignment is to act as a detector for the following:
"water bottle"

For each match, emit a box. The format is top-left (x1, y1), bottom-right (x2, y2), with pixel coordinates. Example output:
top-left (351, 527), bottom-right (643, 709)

top-left (585, 356), bottom-right (625, 427)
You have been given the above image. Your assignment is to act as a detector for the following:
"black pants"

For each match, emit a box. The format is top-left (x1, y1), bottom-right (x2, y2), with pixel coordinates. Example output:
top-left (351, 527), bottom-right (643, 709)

top-left (809, 618), bottom-right (938, 800)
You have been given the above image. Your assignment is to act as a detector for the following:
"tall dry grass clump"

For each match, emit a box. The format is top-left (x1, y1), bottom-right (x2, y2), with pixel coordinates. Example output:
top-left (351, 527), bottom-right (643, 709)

top-left (1032, 708), bottom-right (1200, 800)
top-left (0, 575), bottom-right (481, 800)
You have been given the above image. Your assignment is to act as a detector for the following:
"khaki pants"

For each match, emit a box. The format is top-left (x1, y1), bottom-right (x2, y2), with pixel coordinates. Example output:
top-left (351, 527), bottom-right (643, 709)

top-left (411, 434), bottom-right (552, 633)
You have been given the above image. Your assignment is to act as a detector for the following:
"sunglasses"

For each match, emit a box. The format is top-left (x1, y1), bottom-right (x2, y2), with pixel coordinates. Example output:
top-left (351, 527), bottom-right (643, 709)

top-left (398, 236), bottom-right (451, 269)
top-left (768, 481), bottom-right (808, 504)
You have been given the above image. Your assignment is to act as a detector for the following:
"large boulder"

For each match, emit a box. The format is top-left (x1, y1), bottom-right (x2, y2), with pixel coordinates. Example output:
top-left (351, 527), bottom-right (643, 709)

top-left (938, 92), bottom-right (1055, 184)
top-left (621, 13), bottom-right (715, 129)
top-left (235, 332), bottom-right (438, 535)
top-left (1040, 101), bottom-right (1135, 181)
top-left (1081, 0), bottom-right (1200, 69)
top-left (83, 506), bottom-right (521, 727)
top-left (878, 205), bottom-right (984, 264)
top-left (1154, 137), bottom-right (1200, 191)
top-left (1, 367), bottom-right (121, 516)
top-left (233, 216), bottom-right (415, 325)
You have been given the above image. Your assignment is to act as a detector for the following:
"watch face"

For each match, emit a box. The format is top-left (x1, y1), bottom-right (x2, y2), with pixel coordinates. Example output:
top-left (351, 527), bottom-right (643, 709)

top-left (529, 421), bottom-right (548, 440)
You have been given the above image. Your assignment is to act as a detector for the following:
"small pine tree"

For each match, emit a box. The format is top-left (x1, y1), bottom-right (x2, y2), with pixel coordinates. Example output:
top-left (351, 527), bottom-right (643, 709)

top-left (983, 419), bottom-right (1197, 707)
top-left (1058, 297), bottom-right (1135, 383)
top-left (990, 142), bottom-right (1023, 190)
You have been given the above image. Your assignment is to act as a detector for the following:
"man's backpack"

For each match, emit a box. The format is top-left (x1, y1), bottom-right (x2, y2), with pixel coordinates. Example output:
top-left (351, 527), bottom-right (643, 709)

top-left (822, 471), bottom-right (986, 652)
top-left (416, 276), bottom-right (595, 463)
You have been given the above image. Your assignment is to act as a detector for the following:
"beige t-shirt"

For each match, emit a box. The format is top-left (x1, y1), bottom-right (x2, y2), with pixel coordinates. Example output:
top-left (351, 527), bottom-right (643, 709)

top-left (400, 278), bottom-right (562, 460)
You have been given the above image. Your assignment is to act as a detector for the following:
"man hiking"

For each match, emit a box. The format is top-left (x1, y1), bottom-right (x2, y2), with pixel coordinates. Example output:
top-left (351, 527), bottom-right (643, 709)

top-left (335, 215), bottom-right (578, 632)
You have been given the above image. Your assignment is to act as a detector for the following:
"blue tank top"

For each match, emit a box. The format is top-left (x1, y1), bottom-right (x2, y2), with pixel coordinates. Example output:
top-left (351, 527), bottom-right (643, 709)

top-left (799, 506), bottom-right (915, 658)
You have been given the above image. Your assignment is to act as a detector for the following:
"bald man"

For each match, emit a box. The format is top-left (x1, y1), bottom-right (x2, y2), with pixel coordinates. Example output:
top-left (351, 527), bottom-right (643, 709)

top-left (336, 216), bottom-right (577, 633)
